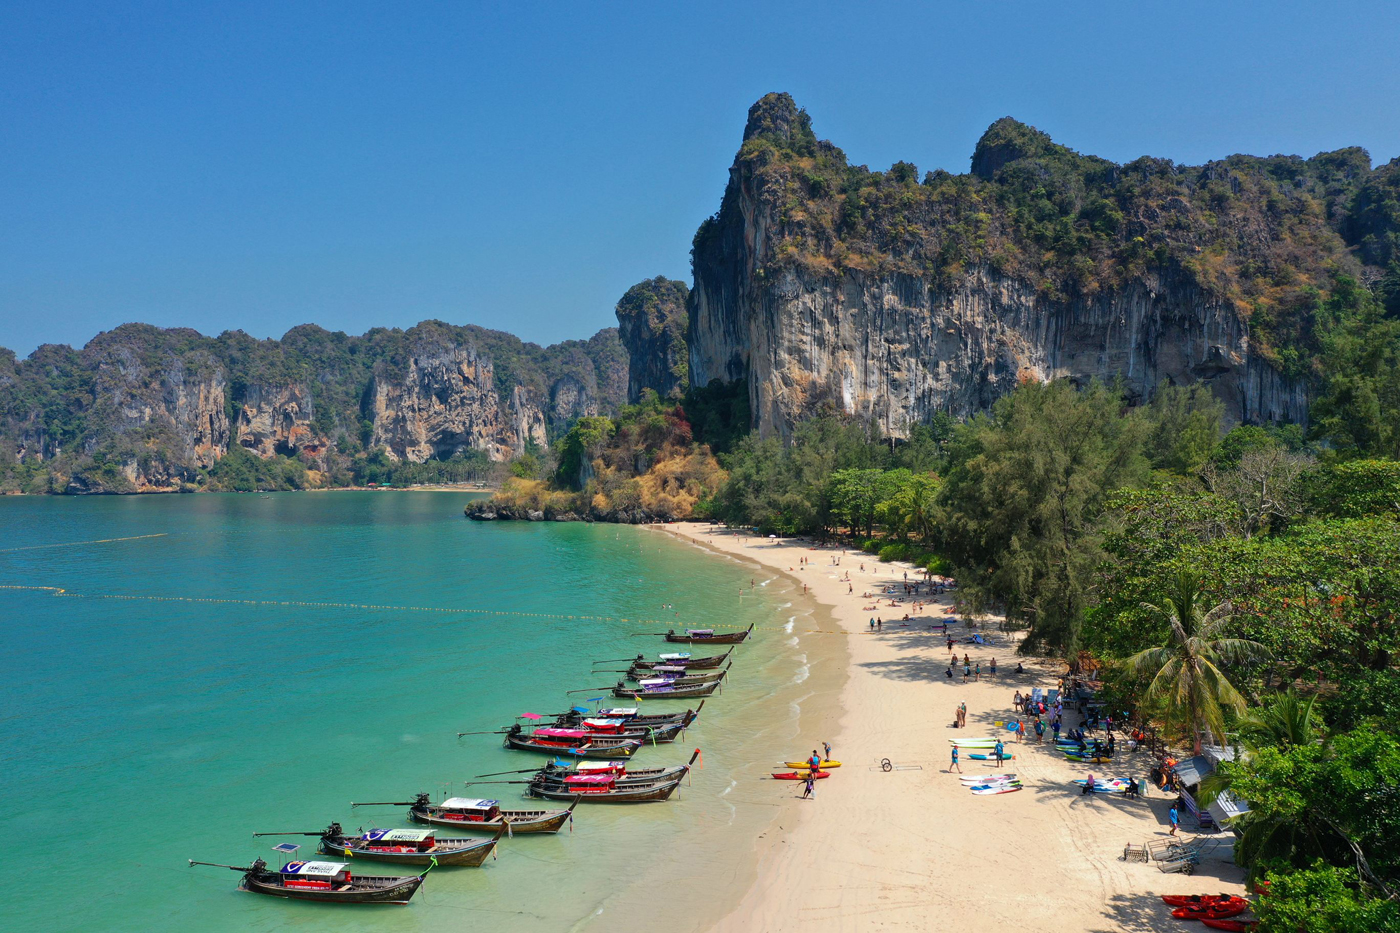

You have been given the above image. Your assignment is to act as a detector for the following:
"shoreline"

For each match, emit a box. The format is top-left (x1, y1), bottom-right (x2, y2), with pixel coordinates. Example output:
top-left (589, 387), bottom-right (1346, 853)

top-left (657, 522), bottom-right (1247, 933)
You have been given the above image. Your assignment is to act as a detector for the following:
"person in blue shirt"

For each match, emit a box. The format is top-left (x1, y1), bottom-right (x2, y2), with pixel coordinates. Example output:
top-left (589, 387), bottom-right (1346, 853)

top-left (1169, 803), bottom-right (1180, 836)
top-left (994, 740), bottom-right (1005, 766)
top-left (950, 745), bottom-right (961, 773)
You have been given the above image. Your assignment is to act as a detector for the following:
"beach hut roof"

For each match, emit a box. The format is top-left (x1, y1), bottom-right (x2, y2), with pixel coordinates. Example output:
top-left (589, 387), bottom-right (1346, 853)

top-left (1207, 790), bottom-right (1250, 825)
top-left (1173, 755), bottom-right (1213, 786)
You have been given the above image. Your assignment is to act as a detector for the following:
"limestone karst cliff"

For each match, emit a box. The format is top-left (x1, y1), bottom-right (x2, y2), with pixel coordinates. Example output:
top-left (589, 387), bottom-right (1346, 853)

top-left (0, 321), bottom-right (627, 493)
top-left (614, 277), bottom-right (690, 403)
top-left (688, 93), bottom-right (1392, 437)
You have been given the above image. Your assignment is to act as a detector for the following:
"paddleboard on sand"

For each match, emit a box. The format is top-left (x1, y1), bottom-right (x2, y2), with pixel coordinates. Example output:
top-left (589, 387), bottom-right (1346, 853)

top-left (771, 771), bottom-right (833, 780)
top-left (971, 784), bottom-right (1022, 795)
top-left (948, 737), bottom-right (995, 745)
top-left (968, 752), bottom-right (1014, 760)
top-left (969, 780), bottom-right (1021, 791)
top-left (960, 774), bottom-right (1016, 783)
top-left (783, 760), bottom-right (841, 769)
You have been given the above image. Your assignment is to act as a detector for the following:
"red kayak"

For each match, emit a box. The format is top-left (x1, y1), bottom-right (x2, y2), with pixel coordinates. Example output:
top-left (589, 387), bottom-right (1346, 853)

top-left (771, 771), bottom-right (832, 780)
top-left (1172, 903), bottom-right (1247, 921)
top-left (1161, 895), bottom-right (1241, 909)
top-left (1201, 920), bottom-right (1257, 932)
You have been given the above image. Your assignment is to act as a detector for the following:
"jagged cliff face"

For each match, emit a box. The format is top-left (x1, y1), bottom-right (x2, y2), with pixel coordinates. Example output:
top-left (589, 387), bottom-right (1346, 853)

top-left (236, 383), bottom-right (322, 461)
top-left (1, 320), bottom-right (627, 492)
top-left (369, 340), bottom-right (545, 463)
top-left (615, 277), bottom-right (690, 402)
top-left (689, 93), bottom-right (1384, 436)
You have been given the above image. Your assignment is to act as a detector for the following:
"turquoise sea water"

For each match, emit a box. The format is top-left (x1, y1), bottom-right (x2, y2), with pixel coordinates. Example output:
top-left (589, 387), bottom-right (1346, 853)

top-left (0, 492), bottom-right (831, 932)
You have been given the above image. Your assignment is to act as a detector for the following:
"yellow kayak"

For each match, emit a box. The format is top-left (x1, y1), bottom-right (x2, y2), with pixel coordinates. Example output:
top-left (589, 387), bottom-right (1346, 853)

top-left (783, 760), bottom-right (841, 769)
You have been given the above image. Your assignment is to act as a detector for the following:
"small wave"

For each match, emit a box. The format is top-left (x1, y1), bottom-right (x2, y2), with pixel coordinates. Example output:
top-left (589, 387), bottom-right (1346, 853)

top-left (792, 662), bottom-right (810, 684)
top-left (400, 733), bottom-right (422, 744)
top-left (783, 618), bottom-right (794, 633)
top-left (787, 636), bottom-right (798, 646)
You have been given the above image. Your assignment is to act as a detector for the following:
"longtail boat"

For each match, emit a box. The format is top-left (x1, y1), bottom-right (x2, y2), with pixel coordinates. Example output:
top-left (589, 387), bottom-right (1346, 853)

top-left (189, 856), bottom-right (424, 904)
top-left (626, 649), bottom-right (732, 670)
top-left (552, 701), bottom-right (703, 729)
top-left (622, 665), bottom-right (727, 684)
top-left (614, 664), bottom-right (728, 699)
top-left (508, 718), bottom-right (684, 744)
top-left (664, 623), bottom-right (753, 645)
top-left (526, 772), bottom-right (685, 803)
top-left (504, 726), bottom-right (644, 758)
top-left (477, 750), bottom-right (701, 787)
top-left (255, 822), bottom-right (505, 867)
top-left (352, 794), bottom-right (575, 833)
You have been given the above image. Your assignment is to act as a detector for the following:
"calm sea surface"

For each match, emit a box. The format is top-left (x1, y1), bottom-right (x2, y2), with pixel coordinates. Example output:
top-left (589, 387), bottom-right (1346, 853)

top-left (0, 492), bottom-right (832, 932)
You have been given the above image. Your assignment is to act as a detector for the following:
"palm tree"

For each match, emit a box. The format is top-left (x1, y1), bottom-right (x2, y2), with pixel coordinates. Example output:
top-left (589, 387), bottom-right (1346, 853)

top-left (1125, 569), bottom-right (1270, 753)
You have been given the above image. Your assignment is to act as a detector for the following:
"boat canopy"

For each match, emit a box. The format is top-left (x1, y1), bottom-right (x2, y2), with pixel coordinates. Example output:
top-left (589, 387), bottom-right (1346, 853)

top-left (563, 773), bottom-right (614, 785)
top-left (581, 718), bottom-right (626, 728)
top-left (638, 678), bottom-right (674, 687)
top-left (659, 653), bottom-right (691, 661)
top-left (575, 761), bottom-right (626, 772)
top-left (685, 629), bottom-right (714, 636)
top-left (535, 728), bottom-right (588, 739)
top-left (280, 861), bottom-right (349, 878)
top-left (597, 707), bottom-right (637, 717)
top-left (439, 797), bottom-right (499, 810)
top-left (650, 665), bottom-right (688, 673)
top-left (362, 828), bottom-right (432, 843)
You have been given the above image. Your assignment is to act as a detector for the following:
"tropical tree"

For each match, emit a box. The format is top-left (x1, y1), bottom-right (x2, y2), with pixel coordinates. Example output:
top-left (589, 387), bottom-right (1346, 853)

top-left (1124, 570), bottom-right (1270, 752)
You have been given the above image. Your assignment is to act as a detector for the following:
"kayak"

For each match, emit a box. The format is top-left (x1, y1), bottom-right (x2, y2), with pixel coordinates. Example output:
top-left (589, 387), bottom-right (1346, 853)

top-left (1172, 904), bottom-right (1247, 920)
top-left (948, 738), bottom-right (998, 747)
top-left (783, 760), bottom-right (841, 769)
top-left (968, 752), bottom-right (1014, 760)
top-left (771, 771), bottom-right (832, 780)
top-left (1201, 920), bottom-right (1256, 932)
top-left (1064, 755), bottom-right (1113, 763)
top-left (960, 774), bottom-right (1016, 783)
top-left (1072, 779), bottom-right (1130, 787)
top-left (971, 784), bottom-right (1021, 795)
top-left (1161, 895), bottom-right (1243, 909)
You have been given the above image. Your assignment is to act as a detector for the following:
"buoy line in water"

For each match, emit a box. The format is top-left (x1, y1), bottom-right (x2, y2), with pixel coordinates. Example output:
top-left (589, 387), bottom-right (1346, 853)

top-left (0, 585), bottom-right (865, 634)
top-left (0, 533), bottom-right (169, 552)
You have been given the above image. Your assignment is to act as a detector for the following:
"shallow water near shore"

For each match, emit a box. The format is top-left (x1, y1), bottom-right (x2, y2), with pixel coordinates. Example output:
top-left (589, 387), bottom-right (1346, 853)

top-left (0, 493), bottom-right (838, 933)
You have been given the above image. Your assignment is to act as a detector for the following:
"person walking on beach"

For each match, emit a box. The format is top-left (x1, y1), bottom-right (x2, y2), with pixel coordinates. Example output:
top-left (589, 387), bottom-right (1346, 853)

top-left (802, 773), bottom-right (816, 799)
top-left (1168, 803), bottom-right (1180, 835)
top-left (950, 745), bottom-right (961, 772)
top-left (1034, 718), bottom-right (1045, 743)
top-left (994, 740), bottom-right (1005, 767)
top-left (1016, 720), bottom-right (1025, 743)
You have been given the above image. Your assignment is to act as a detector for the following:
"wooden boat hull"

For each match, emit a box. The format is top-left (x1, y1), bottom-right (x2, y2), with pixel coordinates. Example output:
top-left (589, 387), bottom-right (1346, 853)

top-left (613, 681), bottom-right (720, 699)
top-left (241, 871), bottom-right (423, 904)
top-left (408, 805), bottom-right (572, 834)
top-left (319, 836), bottom-right (498, 867)
top-left (664, 625), bottom-right (752, 645)
top-left (631, 650), bottom-right (731, 670)
top-left (527, 780), bottom-right (682, 803)
top-left (625, 668), bottom-right (726, 684)
top-left (504, 734), bottom-right (641, 758)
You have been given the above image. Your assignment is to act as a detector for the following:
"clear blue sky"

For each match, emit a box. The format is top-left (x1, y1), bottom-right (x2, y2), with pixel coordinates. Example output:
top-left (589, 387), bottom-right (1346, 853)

top-left (3, 1), bottom-right (1398, 356)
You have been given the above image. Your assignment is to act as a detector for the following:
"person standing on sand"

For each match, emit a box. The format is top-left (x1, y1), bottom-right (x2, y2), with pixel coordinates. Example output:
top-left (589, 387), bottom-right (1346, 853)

top-left (950, 745), bottom-right (961, 772)
top-left (959, 702), bottom-right (967, 727)
top-left (802, 774), bottom-right (815, 799)
top-left (990, 658), bottom-right (996, 676)
top-left (1035, 718), bottom-right (1045, 743)
top-left (974, 663), bottom-right (981, 681)
top-left (1016, 720), bottom-right (1025, 743)
top-left (994, 739), bottom-right (1005, 767)
top-left (823, 741), bottom-right (832, 760)
top-left (963, 663), bottom-right (970, 682)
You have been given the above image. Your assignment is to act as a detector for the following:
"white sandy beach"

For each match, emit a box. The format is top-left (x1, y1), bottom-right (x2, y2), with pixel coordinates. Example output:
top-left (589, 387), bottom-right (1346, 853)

top-left (655, 523), bottom-right (1247, 933)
